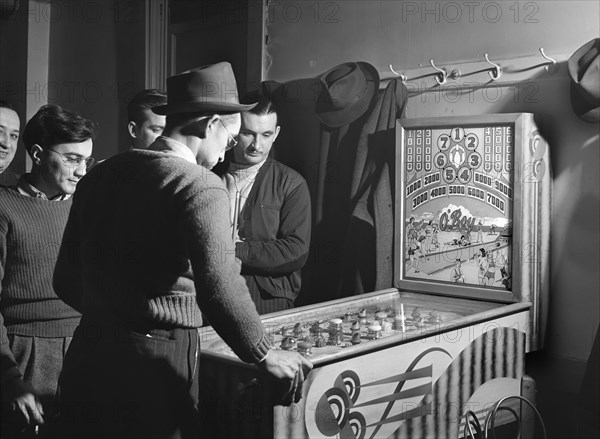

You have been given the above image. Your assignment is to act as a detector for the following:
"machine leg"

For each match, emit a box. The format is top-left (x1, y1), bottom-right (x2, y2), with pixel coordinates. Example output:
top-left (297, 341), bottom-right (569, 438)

top-left (520, 375), bottom-right (537, 439)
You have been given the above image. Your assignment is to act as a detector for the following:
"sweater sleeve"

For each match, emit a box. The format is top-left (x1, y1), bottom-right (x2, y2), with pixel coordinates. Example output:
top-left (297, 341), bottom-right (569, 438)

top-left (236, 179), bottom-right (311, 275)
top-left (181, 185), bottom-right (270, 364)
top-left (53, 192), bottom-right (84, 312)
top-left (0, 214), bottom-right (23, 384)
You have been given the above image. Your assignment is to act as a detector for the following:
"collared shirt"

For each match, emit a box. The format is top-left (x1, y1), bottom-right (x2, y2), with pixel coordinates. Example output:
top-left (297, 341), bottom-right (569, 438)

top-left (149, 136), bottom-right (197, 165)
top-left (14, 174), bottom-right (70, 200)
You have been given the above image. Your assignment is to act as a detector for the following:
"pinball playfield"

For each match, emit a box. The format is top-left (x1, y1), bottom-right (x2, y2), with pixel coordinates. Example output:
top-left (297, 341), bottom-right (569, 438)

top-left (202, 290), bottom-right (500, 364)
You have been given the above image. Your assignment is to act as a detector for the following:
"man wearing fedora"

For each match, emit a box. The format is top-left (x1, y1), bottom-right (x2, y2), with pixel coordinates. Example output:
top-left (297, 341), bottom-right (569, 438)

top-left (216, 93), bottom-right (311, 314)
top-left (53, 62), bottom-right (312, 438)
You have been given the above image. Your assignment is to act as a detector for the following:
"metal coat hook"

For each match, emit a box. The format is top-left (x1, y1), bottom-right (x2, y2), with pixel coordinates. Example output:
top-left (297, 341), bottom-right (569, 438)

top-left (430, 60), bottom-right (447, 85)
top-left (484, 53), bottom-right (502, 80)
top-left (539, 48), bottom-right (558, 74)
top-left (389, 64), bottom-right (408, 83)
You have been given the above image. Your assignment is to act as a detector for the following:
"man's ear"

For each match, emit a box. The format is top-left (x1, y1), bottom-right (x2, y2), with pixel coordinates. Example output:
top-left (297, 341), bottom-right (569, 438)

top-left (206, 115), bottom-right (221, 134)
top-left (272, 125), bottom-right (281, 143)
top-left (30, 144), bottom-right (44, 166)
top-left (128, 121), bottom-right (137, 138)
top-left (182, 115), bottom-right (218, 139)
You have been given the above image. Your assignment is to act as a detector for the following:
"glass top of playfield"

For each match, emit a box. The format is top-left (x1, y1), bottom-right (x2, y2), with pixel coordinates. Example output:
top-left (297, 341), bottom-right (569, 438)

top-left (199, 290), bottom-right (523, 365)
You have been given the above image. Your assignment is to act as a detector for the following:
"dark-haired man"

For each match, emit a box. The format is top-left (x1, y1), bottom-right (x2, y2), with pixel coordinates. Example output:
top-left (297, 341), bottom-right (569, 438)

top-left (0, 100), bottom-right (20, 179)
top-left (0, 104), bottom-right (96, 436)
top-left (54, 63), bottom-right (311, 438)
top-left (217, 95), bottom-right (311, 314)
top-left (127, 89), bottom-right (167, 149)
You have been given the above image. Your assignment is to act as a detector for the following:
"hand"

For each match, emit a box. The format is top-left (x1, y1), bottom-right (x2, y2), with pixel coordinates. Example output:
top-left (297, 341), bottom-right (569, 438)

top-left (2, 378), bottom-right (45, 427)
top-left (257, 349), bottom-right (313, 405)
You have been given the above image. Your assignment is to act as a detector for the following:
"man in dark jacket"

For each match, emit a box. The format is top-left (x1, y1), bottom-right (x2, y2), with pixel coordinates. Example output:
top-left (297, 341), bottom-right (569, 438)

top-left (219, 95), bottom-right (311, 314)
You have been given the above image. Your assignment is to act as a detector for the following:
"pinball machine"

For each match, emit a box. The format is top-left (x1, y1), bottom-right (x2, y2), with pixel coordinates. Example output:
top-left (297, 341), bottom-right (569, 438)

top-left (198, 113), bottom-right (551, 438)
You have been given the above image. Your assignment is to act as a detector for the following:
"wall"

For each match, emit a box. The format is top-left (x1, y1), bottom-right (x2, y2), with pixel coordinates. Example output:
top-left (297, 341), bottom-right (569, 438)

top-left (169, 13), bottom-right (250, 94)
top-left (265, 0), bottom-right (600, 372)
top-left (266, 0), bottom-right (598, 82)
top-left (168, 0), bottom-right (266, 98)
top-left (47, 0), bottom-right (146, 159)
top-left (1, 0), bottom-right (146, 163)
top-left (1, 0), bottom-right (261, 165)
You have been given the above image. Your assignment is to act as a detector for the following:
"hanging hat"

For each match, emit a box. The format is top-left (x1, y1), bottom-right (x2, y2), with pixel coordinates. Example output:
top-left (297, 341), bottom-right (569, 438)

top-left (152, 62), bottom-right (256, 115)
top-left (316, 62), bottom-right (380, 128)
top-left (567, 38), bottom-right (600, 123)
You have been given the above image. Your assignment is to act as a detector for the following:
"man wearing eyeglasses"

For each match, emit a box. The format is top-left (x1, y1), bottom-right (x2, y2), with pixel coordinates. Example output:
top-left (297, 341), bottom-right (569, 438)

top-left (18, 105), bottom-right (95, 200)
top-left (0, 104), bottom-right (96, 437)
top-left (53, 63), bottom-right (311, 438)
top-left (215, 94), bottom-right (311, 314)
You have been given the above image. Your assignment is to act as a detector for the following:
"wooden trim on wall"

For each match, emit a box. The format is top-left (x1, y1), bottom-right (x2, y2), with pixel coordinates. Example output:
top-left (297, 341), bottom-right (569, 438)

top-left (145, 0), bottom-right (168, 90)
top-left (25, 0), bottom-right (51, 172)
top-left (246, 0), bottom-right (266, 90)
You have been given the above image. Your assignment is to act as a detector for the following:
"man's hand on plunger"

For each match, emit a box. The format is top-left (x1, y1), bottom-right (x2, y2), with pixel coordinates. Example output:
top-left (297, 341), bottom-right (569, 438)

top-left (257, 349), bottom-right (313, 405)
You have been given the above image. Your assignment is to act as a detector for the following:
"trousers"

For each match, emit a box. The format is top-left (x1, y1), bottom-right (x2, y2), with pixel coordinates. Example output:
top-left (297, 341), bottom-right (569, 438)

top-left (56, 316), bottom-right (201, 439)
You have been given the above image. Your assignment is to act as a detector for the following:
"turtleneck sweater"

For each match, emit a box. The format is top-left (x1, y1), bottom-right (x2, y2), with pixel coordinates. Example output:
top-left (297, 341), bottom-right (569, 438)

top-left (222, 159), bottom-right (266, 238)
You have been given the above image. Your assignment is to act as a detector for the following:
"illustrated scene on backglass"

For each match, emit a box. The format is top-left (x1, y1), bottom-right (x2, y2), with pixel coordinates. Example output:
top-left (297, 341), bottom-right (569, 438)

top-left (403, 125), bottom-right (514, 290)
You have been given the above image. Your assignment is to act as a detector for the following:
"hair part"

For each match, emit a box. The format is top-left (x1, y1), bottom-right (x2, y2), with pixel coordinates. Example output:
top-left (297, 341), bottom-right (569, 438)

top-left (246, 94), bottom-right (278, 120)
top-left (127, 89), bottom-right (167, 125)
top-left (22, 104), bottom-right (97, 156)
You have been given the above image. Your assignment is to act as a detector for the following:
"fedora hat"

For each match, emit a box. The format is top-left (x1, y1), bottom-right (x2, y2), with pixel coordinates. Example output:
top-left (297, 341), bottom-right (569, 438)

top-left (152, 62), bottom-right (256, 115)
top-left (568, 38), bottom-right (600, 123)
top-left (316, 62), bottom-right (380, 128)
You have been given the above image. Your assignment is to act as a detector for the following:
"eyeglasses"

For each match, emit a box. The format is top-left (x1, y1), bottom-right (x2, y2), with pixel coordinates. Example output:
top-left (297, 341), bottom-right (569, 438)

top-left (219, 119), bottom-right (238, 151)
top-left (46, 149), bottom-right (95, 168)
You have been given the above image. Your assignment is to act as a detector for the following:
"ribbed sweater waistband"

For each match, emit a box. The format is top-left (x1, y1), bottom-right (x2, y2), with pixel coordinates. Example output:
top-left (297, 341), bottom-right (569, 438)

top-left (146, 294), bottom-right (203, 328)
top-left (5, 317), bottom-right (81, 338)
top-left (81, 293), bottom-right (203, 329)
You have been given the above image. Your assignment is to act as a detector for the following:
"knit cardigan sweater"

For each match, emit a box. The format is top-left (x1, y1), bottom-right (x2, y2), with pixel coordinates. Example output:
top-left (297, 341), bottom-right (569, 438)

top-left (234, 158), bottom-right (311, 302)
top-left (0, 188), bottom-right (81, 383)
top-left (53, 149), bottom-right (270, 364)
